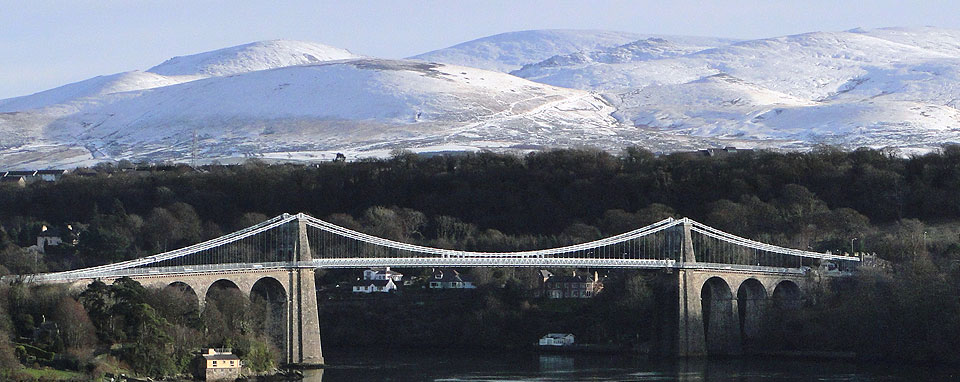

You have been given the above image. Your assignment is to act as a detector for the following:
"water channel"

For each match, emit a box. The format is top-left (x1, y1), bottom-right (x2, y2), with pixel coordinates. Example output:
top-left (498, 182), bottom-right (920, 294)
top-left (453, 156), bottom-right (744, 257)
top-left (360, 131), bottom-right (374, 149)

top-left (296, 349), bottom-right (958, 381)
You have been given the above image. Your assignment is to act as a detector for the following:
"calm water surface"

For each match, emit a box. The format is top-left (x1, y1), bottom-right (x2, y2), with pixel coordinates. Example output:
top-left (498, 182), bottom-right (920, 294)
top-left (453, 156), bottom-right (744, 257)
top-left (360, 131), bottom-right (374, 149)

top-left (301, 349), bottom-right (959, 381)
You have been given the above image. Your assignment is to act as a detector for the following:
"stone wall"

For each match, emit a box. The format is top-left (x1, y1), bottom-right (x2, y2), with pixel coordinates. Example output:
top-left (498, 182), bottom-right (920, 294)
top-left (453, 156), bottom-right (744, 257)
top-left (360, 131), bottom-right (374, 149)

top-left (205, 366), bottom-right (240, 381)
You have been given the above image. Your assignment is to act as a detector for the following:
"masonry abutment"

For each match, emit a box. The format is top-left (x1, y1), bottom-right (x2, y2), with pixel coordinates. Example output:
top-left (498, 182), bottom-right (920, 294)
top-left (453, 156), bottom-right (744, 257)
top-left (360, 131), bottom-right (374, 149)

top-left (671, 223), bottom-right (808, 357)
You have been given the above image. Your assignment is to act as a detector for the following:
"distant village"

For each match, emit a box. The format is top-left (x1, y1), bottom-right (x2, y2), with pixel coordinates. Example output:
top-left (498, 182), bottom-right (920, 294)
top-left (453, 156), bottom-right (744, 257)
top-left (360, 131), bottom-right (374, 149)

top-left (0, 162), bottom-right (197, 187)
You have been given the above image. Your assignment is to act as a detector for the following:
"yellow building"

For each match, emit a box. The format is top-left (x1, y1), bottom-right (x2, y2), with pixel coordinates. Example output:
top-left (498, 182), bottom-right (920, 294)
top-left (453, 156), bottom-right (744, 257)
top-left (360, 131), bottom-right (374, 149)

top-left (197, 348), bottom-right (241, 381)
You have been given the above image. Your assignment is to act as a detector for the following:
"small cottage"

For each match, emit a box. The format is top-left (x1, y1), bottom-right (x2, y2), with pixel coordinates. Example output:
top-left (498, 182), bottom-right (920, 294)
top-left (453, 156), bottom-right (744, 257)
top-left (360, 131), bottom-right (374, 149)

top-left (36, 224), bottom-right (76, 253)
top-left (36, 169), bottom-right (66, 182)
top-left (352, 279), bottom-right (398, 293)
top-left (197, 348), bottom-right (241, 381)
top-left (539, 333), bottom-right (575, 347)
top-left (0, 175), bottom-right (25, 188)
top-left (362, 267), bottom-right (403, 282)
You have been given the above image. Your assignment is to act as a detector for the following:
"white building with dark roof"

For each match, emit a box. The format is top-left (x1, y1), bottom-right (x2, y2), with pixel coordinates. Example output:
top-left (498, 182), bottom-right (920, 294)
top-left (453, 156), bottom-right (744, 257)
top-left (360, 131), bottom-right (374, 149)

top-left (539, 333), bottom-right (575, 347)
top-left (352, 279), bottom-right (398, 293)
top-left (352, 267), bottom-right (402, 293)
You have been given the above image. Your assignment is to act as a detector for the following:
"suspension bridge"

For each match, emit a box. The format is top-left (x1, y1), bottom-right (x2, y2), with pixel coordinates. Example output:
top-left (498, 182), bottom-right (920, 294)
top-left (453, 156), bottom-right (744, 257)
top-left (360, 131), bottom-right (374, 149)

top-left (12, 213), bottom-right (859, 364)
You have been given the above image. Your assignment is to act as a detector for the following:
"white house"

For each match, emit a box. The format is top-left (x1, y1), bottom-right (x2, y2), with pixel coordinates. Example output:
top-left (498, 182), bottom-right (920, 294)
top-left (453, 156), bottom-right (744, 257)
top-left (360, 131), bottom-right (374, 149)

top-left (352, 279), bottom-right (398, 293)
top-left (539, 333), bottom-right (575, 347)
top-left (428, 268), bottom-right (476, 289)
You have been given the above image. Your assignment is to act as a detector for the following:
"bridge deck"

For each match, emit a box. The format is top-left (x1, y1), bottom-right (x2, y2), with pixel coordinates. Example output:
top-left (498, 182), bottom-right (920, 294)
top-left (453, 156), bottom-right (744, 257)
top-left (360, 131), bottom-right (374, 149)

top-left (15, 259), bottom-right (811, 283)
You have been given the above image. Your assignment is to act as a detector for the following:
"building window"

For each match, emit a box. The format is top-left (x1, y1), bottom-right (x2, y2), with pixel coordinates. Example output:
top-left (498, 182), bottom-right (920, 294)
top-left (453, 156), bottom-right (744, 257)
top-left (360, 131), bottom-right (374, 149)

top-left (212, 361), bottom-right (217, 367)
top-left (230, 361), bottom-right (235, 366)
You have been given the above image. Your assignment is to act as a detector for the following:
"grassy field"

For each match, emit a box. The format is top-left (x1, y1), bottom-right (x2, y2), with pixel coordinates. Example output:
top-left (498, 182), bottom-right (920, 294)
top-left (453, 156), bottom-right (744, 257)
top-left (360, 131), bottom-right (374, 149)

top-left (15, 367), bottom-right (87, 380)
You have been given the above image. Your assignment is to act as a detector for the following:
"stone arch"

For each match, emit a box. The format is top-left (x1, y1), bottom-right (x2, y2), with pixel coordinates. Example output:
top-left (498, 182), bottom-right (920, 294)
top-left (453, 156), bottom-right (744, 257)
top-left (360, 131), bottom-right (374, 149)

top-left (250, 277), bottom-right (289, 351)
top-left (701, 276), bottom-right (735, 354)
top-left (203, 279), bottom-right (247, 337)
top-left (207, 278), bottom-right (241, 293)
top-left (164, 281), bottom-right (201, 307)
top-left (248, 276), bottom-right (287, 298)
top-left (772, 280), bottom-right (802, 310)
top-left (159, 281), bottom-right (202, 325)
top-left (204, 279), bottom-right (244, 306)
top-left (736, 278), bottom-right (767, 348)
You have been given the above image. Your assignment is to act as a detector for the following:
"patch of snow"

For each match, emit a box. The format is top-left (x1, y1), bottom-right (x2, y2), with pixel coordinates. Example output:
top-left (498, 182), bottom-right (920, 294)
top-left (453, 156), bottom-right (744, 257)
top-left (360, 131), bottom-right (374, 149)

top-left (409, 30), bottom-right (648, 72)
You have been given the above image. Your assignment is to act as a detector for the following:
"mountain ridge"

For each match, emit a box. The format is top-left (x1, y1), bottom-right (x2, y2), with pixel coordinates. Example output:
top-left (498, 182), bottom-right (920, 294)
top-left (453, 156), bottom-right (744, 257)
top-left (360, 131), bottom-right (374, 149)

top-left (3, 27), bottom-right (960, 169)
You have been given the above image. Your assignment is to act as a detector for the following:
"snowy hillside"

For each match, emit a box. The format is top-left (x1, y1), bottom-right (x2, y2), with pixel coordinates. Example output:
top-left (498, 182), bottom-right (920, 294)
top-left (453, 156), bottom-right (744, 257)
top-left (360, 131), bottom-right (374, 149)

top-left (514, 27), bottom-right (960, 149)
top-left (0, 71), bottom-right (192, 112)
top-left (0, 58), bottom-right (642, 169)
top-left (409, 30), bottom-right (644, 72)
top-left (147, 40), bottom-right (360, 77)
top-left (513, 29), bottom-right (959, 93)
top-left (0, 40), bottom-right (359, 113)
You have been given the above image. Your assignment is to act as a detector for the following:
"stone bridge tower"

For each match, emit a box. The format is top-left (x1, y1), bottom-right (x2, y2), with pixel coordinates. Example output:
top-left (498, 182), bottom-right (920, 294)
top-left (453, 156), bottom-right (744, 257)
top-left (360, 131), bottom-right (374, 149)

top-left (290, 215), bottom-right (324, 365)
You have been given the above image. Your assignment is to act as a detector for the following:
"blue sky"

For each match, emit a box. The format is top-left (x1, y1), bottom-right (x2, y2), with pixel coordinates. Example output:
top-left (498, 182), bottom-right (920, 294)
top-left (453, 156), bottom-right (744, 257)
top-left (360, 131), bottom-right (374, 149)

top-left (1, 0), bottom-right (958, 99)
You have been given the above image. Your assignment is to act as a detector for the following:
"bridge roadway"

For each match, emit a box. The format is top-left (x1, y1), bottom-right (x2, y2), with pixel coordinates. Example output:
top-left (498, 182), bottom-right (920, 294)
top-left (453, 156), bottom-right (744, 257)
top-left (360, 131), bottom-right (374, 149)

top-left (10, 213), bottom-right (856, 366)
top-left (23, 259), bottom-right (806, 282)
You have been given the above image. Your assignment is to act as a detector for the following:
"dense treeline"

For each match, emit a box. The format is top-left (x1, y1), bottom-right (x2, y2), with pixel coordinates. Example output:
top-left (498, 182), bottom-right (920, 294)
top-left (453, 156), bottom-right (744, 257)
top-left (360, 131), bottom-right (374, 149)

top-left (2, 146), bottom-right (960, 378)
top-left (3, 145), bottom-right (960, 270)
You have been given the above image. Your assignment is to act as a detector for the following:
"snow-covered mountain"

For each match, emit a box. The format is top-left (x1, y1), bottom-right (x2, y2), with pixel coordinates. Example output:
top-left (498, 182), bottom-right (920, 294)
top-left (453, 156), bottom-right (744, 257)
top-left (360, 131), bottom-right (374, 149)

top-left (512, 27), bottom-right (960, 149)
top-left (0, 40), bottom-right (360, 113)
top-left (0, 57), bottom-right (640, 169)
top-left (3, 27), bottom-right (960, 169)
